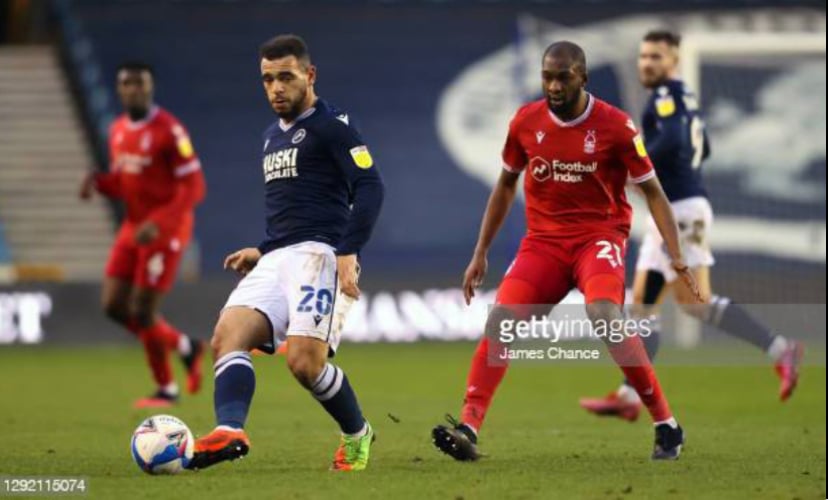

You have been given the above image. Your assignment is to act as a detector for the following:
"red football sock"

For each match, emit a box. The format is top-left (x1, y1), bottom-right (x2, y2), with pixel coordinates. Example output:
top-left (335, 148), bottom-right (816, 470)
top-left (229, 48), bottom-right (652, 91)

top-left (139, 323), bottom-right (173, 388)
top-left (460, 336), bottom-right (508, 433)
top-left (154, 318), bottom-right (185, 352)
top-left (606, 335), bottom-right (672, 422)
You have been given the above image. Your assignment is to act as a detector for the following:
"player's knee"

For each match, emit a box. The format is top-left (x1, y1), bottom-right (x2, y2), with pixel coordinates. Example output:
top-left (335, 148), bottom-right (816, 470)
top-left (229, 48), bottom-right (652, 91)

top-left (678, 301), bottom-right (709, 320)
top-left (674, 286), bottom-right (713, 319)
top-left (286, 349), bottom-right (326, 390)
top-left (102, 299), bottom-right (129, 325)
top-left (211, 318), bottom-right (242, 359)
top-left (485, 302), bottom-right (543, 334)
top-left (485, 306), bottom-right (518, 338)
top-left (584, 274), bottom-right (625, 308)
top-left (585, 300), bottom-right (619, 324)
top-left (130, 302), bottom-right (155, 329)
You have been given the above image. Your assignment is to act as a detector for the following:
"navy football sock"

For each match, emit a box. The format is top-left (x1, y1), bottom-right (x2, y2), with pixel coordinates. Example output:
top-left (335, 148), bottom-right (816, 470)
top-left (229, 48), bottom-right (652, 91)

top-left (705, 296), bottom-right (775, 351)
top-left (311, 363), bottom-right (365, 435)
top-left (213, 351), bottom-right (255, 429)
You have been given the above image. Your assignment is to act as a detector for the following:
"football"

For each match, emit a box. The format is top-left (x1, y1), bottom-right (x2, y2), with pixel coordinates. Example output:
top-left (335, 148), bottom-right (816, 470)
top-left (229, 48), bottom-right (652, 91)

top-left (130, 415), bottom-right (194, 475)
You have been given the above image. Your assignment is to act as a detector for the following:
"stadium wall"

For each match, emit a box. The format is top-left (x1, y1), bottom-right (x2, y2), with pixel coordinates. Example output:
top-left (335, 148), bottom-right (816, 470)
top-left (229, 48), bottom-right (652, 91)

top-left (3, 0), bottom-right (823, 346)
top-left (62, 1), bottom-right (825, 285)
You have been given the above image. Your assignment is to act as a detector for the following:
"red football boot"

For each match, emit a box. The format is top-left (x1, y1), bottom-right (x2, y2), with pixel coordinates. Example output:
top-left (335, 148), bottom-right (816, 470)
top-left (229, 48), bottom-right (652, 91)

top-left (188, 427), bottom-right (250, 470)
top-left (775, 341), bottom-right (804, 402)
top-left (579, 391), bottom-right (642, 422)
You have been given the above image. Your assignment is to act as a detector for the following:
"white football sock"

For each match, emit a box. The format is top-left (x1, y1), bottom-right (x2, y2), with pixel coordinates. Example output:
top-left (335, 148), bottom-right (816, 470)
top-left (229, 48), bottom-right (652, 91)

top-left (345, 422), bottom-right (368, 439)
top-left (178, 335), bottom-right (192, 356)
top-left (617, 384), bottom-right (642, 404)
top-left (654, 417), bottom-right (678, 429)
top-left (767, 335), bottom-right (789, 360)
top-left (162, 382), bottom-right (179, 396)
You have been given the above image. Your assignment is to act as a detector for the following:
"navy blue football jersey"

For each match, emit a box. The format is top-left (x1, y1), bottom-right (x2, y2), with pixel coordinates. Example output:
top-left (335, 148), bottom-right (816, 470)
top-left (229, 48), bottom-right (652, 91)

top-left (641, 79), bottom-right (710, 202)
top-left (257, 99), bottom-right (384, 256)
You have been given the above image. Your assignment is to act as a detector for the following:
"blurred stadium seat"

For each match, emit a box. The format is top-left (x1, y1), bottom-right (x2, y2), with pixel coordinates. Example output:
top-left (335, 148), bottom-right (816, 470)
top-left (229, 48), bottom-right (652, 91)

top-left (0, 45), bottom-right (113, 281)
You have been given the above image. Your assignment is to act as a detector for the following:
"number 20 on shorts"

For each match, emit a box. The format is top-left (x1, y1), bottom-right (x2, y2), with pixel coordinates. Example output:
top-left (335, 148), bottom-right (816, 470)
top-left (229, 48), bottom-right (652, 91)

top-left (297, 286), bottom-right (334, 314)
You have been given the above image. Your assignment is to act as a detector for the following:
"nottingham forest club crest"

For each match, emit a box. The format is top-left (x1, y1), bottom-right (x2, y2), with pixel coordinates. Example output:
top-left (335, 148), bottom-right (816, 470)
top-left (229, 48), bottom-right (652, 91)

top-left (140, 131), bottom-right (153, 152)
top-left (583, 130), bottom-right (597, 154)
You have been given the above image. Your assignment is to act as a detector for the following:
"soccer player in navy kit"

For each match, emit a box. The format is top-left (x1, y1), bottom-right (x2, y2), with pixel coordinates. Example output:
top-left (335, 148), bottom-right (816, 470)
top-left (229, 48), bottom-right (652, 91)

top-left (189, 35), bottom-right (384, 471)
top-left (580, 30), bottom-right (804, 421)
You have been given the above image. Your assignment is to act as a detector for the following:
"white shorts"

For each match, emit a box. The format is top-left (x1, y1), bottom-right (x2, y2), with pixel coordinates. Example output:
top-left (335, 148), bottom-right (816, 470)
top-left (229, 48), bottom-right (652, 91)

top-left (635, 196), bottom-right (715, 283)
top-left (223, 241), bottom-right (356, 355)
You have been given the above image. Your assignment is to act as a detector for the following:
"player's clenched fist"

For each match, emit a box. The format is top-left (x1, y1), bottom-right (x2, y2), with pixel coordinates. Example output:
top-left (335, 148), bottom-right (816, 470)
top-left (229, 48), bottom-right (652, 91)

top-left (337, 254), bottom-right (361, 299)
top-left (79, 172), bottom-right (96, 200)
top-left (224, 248), bottom-right (262, 276)
top-left (462, 252), bottom-right (488, 305)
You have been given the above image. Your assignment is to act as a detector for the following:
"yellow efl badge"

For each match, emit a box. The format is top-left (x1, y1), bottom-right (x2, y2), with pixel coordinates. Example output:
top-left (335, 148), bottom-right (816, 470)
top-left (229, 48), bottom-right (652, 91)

top-left (655, 96), bottom-right (676, 117)
top-left (633, 134), bottom-right (648, 158)
top-left (349, 145), bottom-right (374, 169)
top-left (176, 137), bottom-right (194, 158)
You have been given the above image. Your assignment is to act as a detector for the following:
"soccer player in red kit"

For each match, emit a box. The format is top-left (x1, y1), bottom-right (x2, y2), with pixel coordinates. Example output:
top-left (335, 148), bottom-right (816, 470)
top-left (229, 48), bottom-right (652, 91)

top-left (432, 42), bottom-right (703, 461)
top-left (80, 61), bottom-right (207, 408)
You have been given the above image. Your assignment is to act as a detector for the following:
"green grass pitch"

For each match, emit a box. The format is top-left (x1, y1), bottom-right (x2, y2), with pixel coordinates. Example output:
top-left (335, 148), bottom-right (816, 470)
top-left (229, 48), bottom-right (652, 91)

top-left (0, 342), bottom-right (824, 499)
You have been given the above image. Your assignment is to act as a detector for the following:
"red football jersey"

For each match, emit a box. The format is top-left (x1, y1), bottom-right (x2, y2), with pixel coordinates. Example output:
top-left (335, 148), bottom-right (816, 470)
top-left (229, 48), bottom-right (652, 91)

top-left (98, 106), bottom-right (206, 240)
top-left (502, 95), bottom-right (655, 238)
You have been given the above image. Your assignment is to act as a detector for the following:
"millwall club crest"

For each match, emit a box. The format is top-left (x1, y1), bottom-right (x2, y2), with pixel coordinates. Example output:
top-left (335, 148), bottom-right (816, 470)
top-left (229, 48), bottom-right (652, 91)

top-left (583, 130), bottom-right (597, 154)
top-left (291, 128), bottom-right (307, 144)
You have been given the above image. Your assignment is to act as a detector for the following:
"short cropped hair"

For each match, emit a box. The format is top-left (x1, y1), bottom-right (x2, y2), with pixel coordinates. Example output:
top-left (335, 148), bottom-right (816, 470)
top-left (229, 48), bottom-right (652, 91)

top-left (543, 41), bottom-right (587, 74)
top-left (259, 34), bottom-right (311, 65)
top-left (117, 60), bottom-right (154, 77)
top-left (643, 30), bottom-right (681, 48)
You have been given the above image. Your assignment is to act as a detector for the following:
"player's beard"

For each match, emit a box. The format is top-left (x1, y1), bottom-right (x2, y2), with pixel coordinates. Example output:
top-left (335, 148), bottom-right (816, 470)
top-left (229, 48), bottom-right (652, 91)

top-left (640, 69), bottom-right (666, 89)
top-left (277, 86), bottom-right (309, 122)
top-left (547, 91), bottom-right (580, 120)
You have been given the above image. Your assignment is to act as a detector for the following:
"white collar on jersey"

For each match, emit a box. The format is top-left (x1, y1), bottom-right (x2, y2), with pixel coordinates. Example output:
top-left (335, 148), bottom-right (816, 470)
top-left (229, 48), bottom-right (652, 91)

top-left (547, 93), bottom-right (595, 128)
top-left (125, 105), bottom-right (160, 130)
top-left (279, 105), bottom-right (317, 132)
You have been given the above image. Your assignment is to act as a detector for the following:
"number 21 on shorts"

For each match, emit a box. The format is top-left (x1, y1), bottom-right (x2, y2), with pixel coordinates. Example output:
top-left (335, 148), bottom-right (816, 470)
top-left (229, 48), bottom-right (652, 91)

top-left (595, 240), bottom-right (624, 269)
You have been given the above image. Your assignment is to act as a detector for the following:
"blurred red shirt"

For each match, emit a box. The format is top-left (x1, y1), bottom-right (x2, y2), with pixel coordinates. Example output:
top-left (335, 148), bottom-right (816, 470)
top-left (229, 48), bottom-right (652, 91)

top-left (95, 105), bottom-right (206, 243)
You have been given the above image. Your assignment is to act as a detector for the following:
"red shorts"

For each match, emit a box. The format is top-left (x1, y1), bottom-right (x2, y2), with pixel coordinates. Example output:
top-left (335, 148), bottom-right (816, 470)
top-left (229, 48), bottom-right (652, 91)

top-left (104, 223), bottom-right (187, 292)
top-left (496, 232), bottom-right (627, 307)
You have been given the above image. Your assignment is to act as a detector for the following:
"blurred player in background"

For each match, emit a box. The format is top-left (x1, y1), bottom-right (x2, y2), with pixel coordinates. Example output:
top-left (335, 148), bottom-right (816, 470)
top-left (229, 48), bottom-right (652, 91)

top-left (187, 35), bottom-right (384, 472)
top-left (580, 30), bottom-right (805, 422)
top-left (79, 61), bottom-right (207, 408)
top-left (433, 41), bottom-right (702, 462)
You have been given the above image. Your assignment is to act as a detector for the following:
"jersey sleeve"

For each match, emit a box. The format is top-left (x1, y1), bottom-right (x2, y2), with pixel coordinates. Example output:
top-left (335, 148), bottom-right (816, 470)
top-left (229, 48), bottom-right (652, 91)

top-left (166, 121), bottom-right (202, 178)
top-left (94, 122), bottom-right (124, 198)
top-left (501, 113), bottom-right (527, 173)
top-left (324, 115), bottom-right (385, 255)
top-left (643, 85), bottom-right (688, 167)
top-left (147, 119), bottom-right (206, 234)
top-left (617, 115), bottom-right (656, 184)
